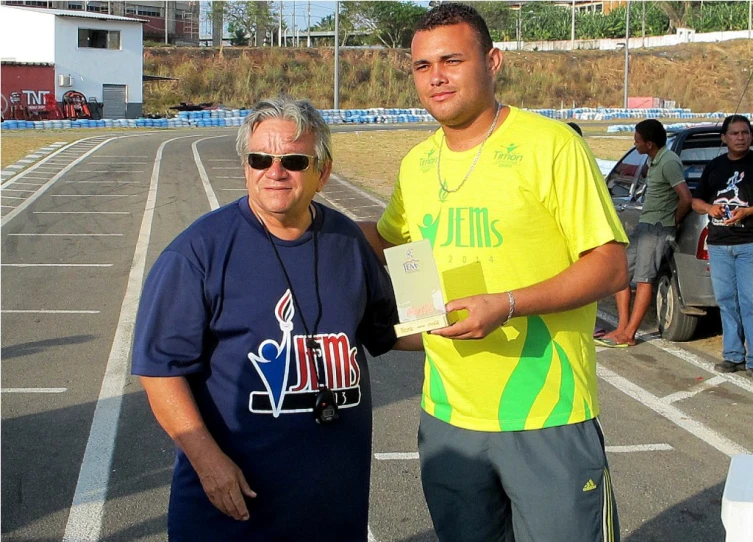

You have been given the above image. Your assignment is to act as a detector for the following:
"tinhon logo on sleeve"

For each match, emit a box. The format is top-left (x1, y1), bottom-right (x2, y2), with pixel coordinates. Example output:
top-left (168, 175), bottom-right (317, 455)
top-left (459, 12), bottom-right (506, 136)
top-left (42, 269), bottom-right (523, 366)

top-left (247, 289), bottom-right (361, 417)
top-left (493, 143), bottom-right (524, 168)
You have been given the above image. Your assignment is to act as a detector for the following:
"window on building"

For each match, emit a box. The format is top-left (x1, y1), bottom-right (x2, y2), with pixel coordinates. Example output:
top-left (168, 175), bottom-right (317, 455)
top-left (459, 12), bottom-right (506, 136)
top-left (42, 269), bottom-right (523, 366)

top-left (126, 4), bottom-right (162, 17)
top-left (78, 28), bottom-right (120, 49)
top-left (86, 2), bottom-right (110, 13)
top-left (67, 1), bottom-right (84, 9)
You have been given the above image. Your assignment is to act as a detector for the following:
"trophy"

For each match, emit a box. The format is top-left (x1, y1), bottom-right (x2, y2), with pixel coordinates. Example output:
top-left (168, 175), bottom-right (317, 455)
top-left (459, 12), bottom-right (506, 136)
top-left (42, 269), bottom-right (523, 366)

top-left (384, 239), bottom-right (448, 337)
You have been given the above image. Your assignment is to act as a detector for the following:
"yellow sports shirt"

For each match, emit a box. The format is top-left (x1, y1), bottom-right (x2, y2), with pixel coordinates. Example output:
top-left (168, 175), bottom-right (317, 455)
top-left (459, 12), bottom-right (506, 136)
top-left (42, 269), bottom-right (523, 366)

top-left (378, 107), bottom-right (628, 432)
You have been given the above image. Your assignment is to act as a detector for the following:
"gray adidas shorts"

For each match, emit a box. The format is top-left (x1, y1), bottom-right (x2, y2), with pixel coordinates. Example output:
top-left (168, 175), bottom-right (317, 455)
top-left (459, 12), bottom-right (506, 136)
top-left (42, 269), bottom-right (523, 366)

top-left (418, 412), bottom-right (619, 542)
top-left (627, 222), bottom-right (676, 284)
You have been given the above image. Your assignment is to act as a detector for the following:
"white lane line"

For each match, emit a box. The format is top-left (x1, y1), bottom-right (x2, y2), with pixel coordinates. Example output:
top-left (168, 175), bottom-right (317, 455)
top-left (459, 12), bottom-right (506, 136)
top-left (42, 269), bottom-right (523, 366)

top-left (63, 134), bottom-right (199, 542)
top-left (4, 165), bottom-right (23, 170)
top-left (329, 173), bottom-right (387, 208)
top-left (605, 444), bottom-right (674, 453)
top-left (53, 194), bottom-right (136, 197)
top-left (1, 196), bottom-right (26, 200)
top-left (2, 263), bottom-right (112, 267)
top-left (662, 375), bottom-right (728, 404)
top-left (192, 136), bottom-right (224, 210)
top-left (2, 310), bottom-right (100, 314)
top-left (597, 309), bottom-right (753, 394)
top-left (2, 189), bottom-right (37, 193)
top-left (1, 205), bottom-right (17, 209)
top-left (375, 452), bottom-right (419, 460)
top-left (14, 177), bottom-right (51, 180)
top-left (87, 162), bottom-right (148, 165)
top-left (7, 233), bottom-right (124, 237)
top-left (2, 137), bottom-right (122, 226)
top-left (315, 191), bottom-right (353, 218)
top-left (1, 388), bottom-right (68, 393)
top-left (375, 445), bottom-right (673, 461)
top-left (65, 181), bottom-right (141, 184)
top-left (95, 155), bottom-right (148, 158)
top-left (76, 170), bottom-right (144, 173)
top-left (11, 182), bottom-right (45, 186)
top-left (33, 211), bottom-right (130, 215)
top-left (17, 159), bottom-right (35, 164)
top-left (597, 364), bottom-right (749, 457)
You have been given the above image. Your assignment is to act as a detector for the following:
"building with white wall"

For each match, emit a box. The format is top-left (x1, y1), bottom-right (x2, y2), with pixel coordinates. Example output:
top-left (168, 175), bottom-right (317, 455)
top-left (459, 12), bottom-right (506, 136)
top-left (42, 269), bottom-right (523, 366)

top-left (0, 5), bottom-right (145, 118)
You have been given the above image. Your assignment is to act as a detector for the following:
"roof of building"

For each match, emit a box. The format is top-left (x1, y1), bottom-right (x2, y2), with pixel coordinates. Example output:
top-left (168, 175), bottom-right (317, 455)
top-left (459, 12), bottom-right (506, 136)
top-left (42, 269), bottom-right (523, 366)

top-left (1, 61), bottom-right (54, 66)
top-left (1, 5), bottom-right (148, 24)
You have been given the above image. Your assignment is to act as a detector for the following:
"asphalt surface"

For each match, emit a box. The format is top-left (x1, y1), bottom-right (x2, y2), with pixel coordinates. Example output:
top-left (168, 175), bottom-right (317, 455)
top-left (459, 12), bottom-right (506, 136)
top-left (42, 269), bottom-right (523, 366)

top-left (2, 127), bottom-right (751, 542)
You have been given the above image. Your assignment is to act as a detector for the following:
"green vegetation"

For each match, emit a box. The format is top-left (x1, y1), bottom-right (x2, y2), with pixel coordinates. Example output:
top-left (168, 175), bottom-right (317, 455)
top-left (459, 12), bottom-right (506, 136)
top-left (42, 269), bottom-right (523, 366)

top-left (143, 39), bottom-right (752, 115)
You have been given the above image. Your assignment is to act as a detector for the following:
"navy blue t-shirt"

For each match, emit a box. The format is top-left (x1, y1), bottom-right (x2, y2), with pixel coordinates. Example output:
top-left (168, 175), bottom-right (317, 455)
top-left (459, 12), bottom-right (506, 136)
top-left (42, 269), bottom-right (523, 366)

top-left (132, 198), bottom-right (398, 541)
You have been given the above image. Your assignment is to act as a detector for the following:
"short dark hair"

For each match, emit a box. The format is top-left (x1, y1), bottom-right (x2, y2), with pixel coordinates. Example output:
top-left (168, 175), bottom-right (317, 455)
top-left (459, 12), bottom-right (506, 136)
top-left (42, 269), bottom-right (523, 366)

top-left (635, 119), bottom-right (667, 149)
top-left (414, 3), bottom-right (493, 53)
top-left (567, 122), bottom-right (583, 136)
top-left (721, 114), bottom-right (752, 135)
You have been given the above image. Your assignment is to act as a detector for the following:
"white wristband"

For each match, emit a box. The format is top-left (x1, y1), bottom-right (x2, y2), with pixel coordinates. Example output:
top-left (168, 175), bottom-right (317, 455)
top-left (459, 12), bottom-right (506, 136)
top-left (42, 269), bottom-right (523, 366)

top-left (502, 291), bottom-right (515, 326)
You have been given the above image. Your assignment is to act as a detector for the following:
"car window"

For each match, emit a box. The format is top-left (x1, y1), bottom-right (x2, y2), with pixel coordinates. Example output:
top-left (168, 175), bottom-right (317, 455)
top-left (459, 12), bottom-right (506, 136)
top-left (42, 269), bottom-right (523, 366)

top-left (607, 148), bottom-right (647, 198)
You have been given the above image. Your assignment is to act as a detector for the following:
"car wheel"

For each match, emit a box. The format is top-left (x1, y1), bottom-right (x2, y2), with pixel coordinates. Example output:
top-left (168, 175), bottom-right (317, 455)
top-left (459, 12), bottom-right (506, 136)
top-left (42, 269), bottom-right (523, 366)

top-left (655, 271), bottom-right (699, 342)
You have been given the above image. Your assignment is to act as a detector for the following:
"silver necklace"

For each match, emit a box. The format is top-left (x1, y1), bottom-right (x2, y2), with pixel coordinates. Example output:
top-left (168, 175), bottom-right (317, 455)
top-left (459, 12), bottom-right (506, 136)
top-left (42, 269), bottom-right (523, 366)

top-left (437, 103), bottom-right (501, 197)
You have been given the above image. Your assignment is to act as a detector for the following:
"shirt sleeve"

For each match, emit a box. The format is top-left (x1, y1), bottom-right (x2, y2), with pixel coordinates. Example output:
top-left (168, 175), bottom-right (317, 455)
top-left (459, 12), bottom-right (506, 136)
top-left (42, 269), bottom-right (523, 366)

top-left (377, 170), bottom-right (411, 245)
top-left (131, 250), bottom-right (209, 377)
top-left (696, 159), bottom-right (714, 203)
top-left (356, 235), bottom-right (398, 357)
top-left (550, 135), bottom-right (629, 261)
top-left (664, 156), bottom-right (687, 188)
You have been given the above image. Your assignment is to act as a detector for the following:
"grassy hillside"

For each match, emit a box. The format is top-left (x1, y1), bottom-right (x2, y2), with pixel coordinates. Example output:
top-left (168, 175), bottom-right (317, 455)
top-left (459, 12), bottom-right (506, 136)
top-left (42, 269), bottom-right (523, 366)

top-left (143, 40), bottom-right (753, 116)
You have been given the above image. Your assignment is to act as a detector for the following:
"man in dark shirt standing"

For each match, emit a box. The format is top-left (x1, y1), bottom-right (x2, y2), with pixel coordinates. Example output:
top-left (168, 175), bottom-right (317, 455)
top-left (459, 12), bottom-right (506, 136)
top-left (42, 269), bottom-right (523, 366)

top-left (132, 96), bottom-right (421, 541)
top-left (692, 114), bottom-right (753, 375)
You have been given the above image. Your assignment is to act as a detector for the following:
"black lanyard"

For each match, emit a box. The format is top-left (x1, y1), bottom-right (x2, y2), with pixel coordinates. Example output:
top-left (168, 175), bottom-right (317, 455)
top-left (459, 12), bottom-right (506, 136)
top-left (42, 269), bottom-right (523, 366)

top-left (258, 205), bottom-right (326, 387)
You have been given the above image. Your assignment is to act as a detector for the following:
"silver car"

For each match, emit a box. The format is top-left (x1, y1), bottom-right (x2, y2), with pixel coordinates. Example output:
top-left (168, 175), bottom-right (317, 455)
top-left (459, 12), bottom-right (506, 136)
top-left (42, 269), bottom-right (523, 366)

top-left (606, 126), bottom-right (729, 341)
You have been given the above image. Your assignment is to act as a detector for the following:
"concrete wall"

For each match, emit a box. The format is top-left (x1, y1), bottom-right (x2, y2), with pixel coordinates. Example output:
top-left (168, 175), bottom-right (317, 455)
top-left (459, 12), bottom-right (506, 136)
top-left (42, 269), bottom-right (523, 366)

top-left (494, 29), bottom-right (752, 52)
top-left (0, 7), bottom-right (56, 63)
top-left (54, 16), bottom-right (143, 117)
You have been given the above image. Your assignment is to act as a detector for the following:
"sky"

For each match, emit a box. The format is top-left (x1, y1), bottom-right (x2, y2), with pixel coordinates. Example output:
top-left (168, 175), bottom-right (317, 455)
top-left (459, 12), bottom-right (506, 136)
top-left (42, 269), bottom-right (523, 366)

top-left (200, 1), bottom-right (432, 39)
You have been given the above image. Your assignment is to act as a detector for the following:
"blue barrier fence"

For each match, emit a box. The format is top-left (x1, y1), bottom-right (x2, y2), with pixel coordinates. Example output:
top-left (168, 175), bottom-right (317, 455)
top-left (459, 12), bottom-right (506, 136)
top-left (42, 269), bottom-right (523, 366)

top-left (1, 107), bottom-right (750, 131)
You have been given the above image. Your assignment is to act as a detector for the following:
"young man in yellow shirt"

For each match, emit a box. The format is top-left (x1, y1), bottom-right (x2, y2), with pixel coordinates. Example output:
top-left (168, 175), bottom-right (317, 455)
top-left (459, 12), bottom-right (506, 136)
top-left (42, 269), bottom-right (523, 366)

top-left (359, 4), bottom-right (629, 541)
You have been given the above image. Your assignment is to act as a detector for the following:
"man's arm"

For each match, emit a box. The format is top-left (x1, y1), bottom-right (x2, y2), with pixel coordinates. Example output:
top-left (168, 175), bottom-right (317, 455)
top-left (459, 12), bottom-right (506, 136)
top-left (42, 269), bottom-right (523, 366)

top-left (140, 376), bottom-right (256, 520)
top-left (673, 182), bottom-right (693, 226)
top-left (357, 221), bottom-right (395, 265)
top-left (691, 197), bottom-right (725, 218)
top-left (393, 334), bottom-right (424, 350)
top-left (431, 241), bottom-right (628, 340)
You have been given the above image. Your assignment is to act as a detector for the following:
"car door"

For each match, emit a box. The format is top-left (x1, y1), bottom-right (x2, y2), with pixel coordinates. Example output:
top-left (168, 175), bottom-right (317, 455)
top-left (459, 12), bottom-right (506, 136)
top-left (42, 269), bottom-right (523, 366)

top-left (606, 147), bottom-right (648, 233)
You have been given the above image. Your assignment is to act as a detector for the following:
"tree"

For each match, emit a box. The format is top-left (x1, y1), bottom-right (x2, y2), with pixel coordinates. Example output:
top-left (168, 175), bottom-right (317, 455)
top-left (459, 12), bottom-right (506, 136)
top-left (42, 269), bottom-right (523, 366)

top-left (311, 11), bottom-right (361, 46)
top-left (462, 2), bottom-right (516, 41)
top-left (346, 1), bottom-right (427, 48)
top-left (223, 1), bottom-right (277, 46)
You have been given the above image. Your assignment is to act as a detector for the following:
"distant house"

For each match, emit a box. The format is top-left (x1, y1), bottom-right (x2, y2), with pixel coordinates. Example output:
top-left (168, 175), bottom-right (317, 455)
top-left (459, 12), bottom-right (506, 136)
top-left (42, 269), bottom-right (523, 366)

top-left (0, 5), bottom-right (145, 118)
top-left (1, 1), bottom-right (200, 45)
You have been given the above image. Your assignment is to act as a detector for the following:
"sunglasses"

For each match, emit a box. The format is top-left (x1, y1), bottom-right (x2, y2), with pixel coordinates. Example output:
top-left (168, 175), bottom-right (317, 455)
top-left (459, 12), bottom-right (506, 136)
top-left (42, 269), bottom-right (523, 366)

top-left (247, 152), bottom-right (315, 172)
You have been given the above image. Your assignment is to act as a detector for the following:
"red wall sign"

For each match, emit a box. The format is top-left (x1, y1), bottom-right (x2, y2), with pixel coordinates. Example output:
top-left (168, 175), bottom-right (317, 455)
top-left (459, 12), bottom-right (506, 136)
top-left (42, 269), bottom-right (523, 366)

top-left (1, 64), bottom-right (55, 115)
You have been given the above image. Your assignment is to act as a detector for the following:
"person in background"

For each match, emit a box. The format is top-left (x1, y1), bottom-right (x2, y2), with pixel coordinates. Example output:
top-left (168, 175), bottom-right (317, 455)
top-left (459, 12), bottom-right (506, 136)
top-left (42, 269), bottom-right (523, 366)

top-left (691, 114), bottom-right (753, 376)
top-left (132, 95), bottom-right (421, 541)
top-left (599, 119), bottom-right (692, 347)
top-left (567, 121), bottom-right (583, 136)
top-left (359, 4), bottom-right (628, 541)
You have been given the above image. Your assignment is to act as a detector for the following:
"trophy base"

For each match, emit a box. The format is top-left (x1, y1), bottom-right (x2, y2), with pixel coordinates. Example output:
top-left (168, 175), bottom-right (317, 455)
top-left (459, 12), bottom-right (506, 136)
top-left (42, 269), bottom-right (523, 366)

top-left (394, 314), bottom-right (449, 337)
